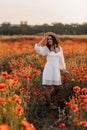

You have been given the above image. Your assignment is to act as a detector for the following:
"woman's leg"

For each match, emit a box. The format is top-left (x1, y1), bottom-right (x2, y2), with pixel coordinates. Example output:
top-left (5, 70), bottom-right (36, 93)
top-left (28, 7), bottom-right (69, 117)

top-left (44, 85), bottom-right (51, 105)
top-left (44, 85), bottom-right (58, 109)
top-left (50, 85), bottom-right (61, 96)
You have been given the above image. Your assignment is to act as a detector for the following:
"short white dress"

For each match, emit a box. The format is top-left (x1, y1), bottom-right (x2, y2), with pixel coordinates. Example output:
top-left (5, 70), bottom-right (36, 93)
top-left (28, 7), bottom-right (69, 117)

top-left (34, 44), bottom-right (66, 86)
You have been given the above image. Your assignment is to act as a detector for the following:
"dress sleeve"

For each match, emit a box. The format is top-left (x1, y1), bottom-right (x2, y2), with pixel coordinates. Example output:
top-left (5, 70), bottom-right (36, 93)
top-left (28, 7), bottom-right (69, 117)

top-left (34, 44), bottom-right (49, 56)
top-left (59, 47), bottom-right (66, 70)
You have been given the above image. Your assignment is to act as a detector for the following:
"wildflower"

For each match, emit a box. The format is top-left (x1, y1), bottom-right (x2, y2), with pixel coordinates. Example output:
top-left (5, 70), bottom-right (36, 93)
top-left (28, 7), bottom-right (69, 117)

top-left (66, 101), bottom-right (72, 107)
top-left (83, 74), bottom-right (87, 81)
top-left (79, 121), bottom-right (87, 127)
top-left (59, 123), bottom-right (66, 129)
top-left (21, 120), bottom-right (31, 128)
top-left (77, 112), bottom-right (82, 119)
top-left (2, 71), bottom-right (11, 79)
top-left (28, 74), bottom-right (32, 80)
top-left (73, 118), bottom-right (80, 126)
top-left (80, 102), bottom-right (86, 108)
top-left (34, 91), bottom-right (41, 96)
top-left (12, 80), bottom-right (20, 88)
top-left (12, 94), bottom-right (22, 104)
top-left (70, 104), bottom-right (79, 112)
top-left (20, 88), bottom-right (25, 93)
top-left (0, 83), bottom-right (7, 91)
top-left (0, 124), bottom-right (10, 130)
top-left (82, 88), bottom-right (87, 93)
top-left (78, 94), bottom-right (86, 100)
top-left (14, 105), bottom-right (24, 116)
top-left (21, 120), bottom-right (36, 130)
top-left (83, 98), bottom-right (87, 104)
top-left (27, 97), bottom-right (30, 103)
top-left (0, 97), bottom-right (5, 103)
top-left (73, 86), bottom-right (80, 93)
top-left (24, 126), bottom-right (36, 130)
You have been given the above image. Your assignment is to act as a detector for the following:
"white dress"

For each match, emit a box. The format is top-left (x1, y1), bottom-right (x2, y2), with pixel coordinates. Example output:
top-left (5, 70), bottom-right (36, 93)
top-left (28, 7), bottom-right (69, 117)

top-left (34, 44), bottom-right (66, 86)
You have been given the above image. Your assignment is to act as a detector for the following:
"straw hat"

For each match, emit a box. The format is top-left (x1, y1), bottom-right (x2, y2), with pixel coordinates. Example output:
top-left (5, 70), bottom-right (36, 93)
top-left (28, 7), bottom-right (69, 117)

top-left (44, 32), bottom-right (59, 43)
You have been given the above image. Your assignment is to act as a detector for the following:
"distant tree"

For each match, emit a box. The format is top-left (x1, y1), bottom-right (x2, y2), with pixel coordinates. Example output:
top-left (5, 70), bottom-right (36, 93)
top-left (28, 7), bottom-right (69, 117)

top-left (52, 22), bottom-right (64, 34)
top-left (0, 21), bottom-right (87, 35)
top-left (1, 22), bottom-right (11, 27)
top-left (20, 21), bottom-right (28, 26)
top-left (1, 22), bottom-right (11, 35)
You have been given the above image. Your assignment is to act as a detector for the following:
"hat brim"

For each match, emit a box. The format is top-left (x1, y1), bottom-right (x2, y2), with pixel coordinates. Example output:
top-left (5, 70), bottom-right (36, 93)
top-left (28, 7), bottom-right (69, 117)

top-left (44, 32), bottom-right (59, 43)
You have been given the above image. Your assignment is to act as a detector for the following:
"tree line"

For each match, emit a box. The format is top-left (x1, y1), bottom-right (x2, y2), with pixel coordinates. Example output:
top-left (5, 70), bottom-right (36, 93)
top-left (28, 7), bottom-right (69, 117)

top-left (0, 21), bottom-right (87, 35)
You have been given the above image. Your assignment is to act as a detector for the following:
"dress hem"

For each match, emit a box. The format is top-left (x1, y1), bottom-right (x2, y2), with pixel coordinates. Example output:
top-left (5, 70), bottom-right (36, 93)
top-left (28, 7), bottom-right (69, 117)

top-left (42, 84), bottom-right (62, 86)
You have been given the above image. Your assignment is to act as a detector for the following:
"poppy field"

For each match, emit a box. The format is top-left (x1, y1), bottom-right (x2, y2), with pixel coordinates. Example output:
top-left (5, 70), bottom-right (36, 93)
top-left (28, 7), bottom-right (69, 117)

top-left (0, 35), bottom-right (87, 130)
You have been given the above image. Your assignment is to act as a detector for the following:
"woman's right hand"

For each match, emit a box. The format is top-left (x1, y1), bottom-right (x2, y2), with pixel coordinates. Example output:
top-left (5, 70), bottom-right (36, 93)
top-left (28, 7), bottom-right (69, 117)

top-left (42, 36), bottom-right (47, 42)
top-left (38, 36), bottom-right (47, 46)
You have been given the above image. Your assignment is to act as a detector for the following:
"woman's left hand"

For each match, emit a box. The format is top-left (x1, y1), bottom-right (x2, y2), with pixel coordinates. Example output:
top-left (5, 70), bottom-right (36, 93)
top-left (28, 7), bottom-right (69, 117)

top-left (63, 70), bottom-right (70, 77)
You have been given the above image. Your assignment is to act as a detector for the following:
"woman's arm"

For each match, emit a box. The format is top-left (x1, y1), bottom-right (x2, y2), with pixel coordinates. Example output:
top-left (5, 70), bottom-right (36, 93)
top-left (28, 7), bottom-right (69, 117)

top-left (34, 36), bottom-right (49, 56)
top-left (37, 37), bottom-right (47, 46)
top-left (59, 47), bottom-right (66, 70)
top-left (59, 47), bottom-right (70, 75)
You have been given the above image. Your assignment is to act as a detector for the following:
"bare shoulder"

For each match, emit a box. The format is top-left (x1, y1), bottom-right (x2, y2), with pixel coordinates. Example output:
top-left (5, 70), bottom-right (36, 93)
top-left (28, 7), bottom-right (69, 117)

top-left (59, 46), bottom-right (62, 50)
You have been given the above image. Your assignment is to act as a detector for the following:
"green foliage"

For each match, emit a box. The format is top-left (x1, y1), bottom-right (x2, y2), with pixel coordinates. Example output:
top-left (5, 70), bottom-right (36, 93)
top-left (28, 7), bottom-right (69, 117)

top-left (0, 23), bottom-right (87, 35)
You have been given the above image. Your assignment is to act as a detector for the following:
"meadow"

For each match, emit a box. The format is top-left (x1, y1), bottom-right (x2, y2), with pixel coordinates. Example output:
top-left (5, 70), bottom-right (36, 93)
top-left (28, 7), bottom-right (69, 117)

top-left (0, 35), bottom-right (87, 130)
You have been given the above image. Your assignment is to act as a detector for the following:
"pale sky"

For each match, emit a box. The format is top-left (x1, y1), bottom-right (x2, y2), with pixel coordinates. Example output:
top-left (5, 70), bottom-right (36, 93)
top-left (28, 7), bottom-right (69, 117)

top-left (0, 0), bottom-right (87, 25)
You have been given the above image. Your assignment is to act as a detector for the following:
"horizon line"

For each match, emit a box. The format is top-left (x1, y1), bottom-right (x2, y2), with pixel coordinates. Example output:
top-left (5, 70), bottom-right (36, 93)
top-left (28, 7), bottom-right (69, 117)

top-left (0, 21), bottom-right (87, 26)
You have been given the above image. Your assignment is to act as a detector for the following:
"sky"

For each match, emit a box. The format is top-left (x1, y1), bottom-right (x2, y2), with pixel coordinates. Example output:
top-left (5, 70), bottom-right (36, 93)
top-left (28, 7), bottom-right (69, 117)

top-left (0, 0), bottom-right (87, 25)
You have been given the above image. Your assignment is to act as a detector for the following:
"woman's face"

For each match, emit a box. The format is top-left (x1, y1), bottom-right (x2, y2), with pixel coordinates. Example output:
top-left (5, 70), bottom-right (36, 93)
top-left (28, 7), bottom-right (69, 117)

top-left (47, 36), bottom-right (53, 45)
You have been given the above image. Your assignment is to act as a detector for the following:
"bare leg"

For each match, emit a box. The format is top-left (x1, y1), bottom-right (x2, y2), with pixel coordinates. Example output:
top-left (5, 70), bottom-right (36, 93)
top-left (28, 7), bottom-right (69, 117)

top-left (44, 85), bottom-right (58, 109)
top-left (44, 85), bottom-right (51, 105)
top-left (50, 85), bottom-right (61, 96)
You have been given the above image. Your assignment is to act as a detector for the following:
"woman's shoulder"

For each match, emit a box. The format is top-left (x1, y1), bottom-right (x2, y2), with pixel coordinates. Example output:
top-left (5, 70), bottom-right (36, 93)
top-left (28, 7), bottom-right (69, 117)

top-left (43, 46), bottom-right (49, 51)
top-left (59, 46), bottom-right (63, 51)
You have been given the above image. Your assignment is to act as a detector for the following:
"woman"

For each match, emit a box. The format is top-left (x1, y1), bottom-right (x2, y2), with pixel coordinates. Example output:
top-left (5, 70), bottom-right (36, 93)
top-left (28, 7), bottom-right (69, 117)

top-left (34, 32), bottom-right (69, 109)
